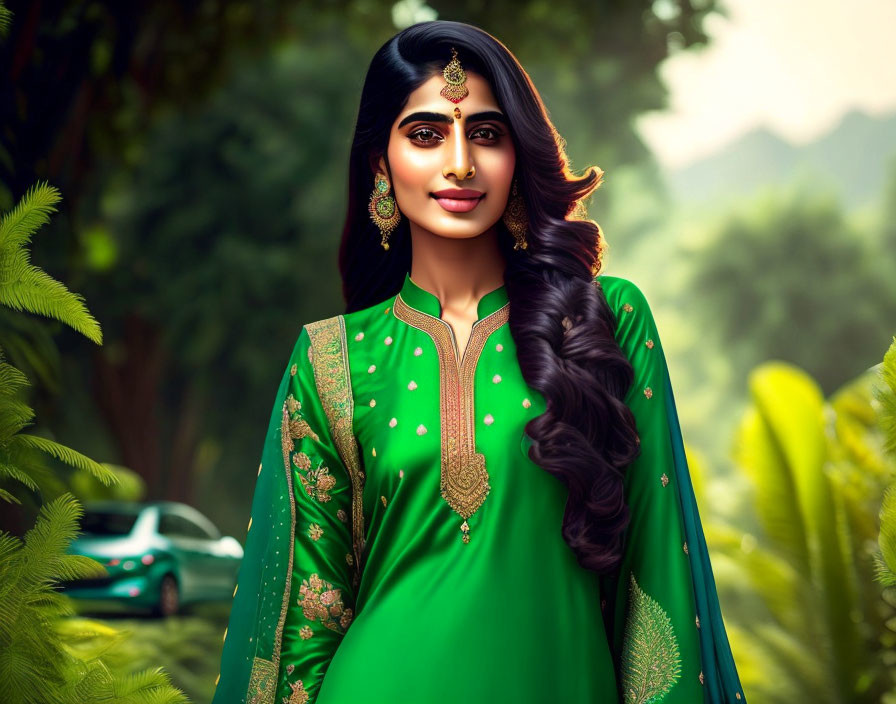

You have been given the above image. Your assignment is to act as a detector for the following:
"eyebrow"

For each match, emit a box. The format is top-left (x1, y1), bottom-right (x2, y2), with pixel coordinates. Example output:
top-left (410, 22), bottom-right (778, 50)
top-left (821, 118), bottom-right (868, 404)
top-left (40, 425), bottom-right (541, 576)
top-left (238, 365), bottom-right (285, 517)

top-left (397, 110), bottom-right (507, 129)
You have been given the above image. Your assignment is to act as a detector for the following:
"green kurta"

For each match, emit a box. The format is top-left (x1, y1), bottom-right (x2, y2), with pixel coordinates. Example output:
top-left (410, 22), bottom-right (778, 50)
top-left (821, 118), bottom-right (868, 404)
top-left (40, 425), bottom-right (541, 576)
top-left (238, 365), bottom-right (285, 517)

top-left (212, 272), bottom-right (746, 704)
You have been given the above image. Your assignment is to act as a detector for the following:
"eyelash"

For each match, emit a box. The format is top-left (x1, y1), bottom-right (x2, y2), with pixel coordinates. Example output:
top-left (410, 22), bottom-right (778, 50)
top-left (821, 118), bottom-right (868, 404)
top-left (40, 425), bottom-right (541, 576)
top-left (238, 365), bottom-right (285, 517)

top-left (408, 126), bottom-right (502, 145)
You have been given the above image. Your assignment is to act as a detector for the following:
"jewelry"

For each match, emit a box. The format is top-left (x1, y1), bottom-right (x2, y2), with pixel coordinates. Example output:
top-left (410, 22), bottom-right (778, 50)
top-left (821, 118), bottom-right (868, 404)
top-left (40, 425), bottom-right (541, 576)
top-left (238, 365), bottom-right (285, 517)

top-left (502, 178), bottom-right (529, 250)
top-left (440, 47), bottom-right (468, 104)
top-left (368, 172), bottom-right (400, 250)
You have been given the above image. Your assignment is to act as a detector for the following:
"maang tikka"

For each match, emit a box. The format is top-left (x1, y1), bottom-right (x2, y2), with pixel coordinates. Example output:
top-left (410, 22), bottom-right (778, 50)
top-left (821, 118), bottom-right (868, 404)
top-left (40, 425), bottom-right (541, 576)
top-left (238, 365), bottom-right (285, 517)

top-left (440, 47), bottom-right (469, 103)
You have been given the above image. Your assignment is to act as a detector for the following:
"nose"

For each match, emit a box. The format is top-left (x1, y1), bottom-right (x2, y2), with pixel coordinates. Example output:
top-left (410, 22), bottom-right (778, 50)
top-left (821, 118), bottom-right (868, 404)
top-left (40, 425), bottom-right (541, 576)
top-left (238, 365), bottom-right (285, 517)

top-left (442, 126), bottom-right (476, 181)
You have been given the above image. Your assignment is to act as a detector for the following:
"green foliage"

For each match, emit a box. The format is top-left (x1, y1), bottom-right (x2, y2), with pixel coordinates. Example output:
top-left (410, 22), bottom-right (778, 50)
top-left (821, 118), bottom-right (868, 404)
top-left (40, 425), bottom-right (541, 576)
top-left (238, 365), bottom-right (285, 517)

top-left (874, 338), bottom-right (896, 586)
top-left (877, 338), bottom-right (896, 459)
top-left (0, 181), bottom-right (101, 344)
top-left (713, 360), bottom-right (896, 702)
top-left (0, 182), bottom-right (116, 502)
top-left (0, 493), bottom-right (188, 704)
top-left (0, 114), bottom-right (188, 697)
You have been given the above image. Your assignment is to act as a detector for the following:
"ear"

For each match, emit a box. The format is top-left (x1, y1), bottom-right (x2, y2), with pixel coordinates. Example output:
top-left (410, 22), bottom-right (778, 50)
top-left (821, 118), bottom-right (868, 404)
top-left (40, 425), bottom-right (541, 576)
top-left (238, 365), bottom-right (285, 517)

top-left (368, 153), bottom-right (388, 179)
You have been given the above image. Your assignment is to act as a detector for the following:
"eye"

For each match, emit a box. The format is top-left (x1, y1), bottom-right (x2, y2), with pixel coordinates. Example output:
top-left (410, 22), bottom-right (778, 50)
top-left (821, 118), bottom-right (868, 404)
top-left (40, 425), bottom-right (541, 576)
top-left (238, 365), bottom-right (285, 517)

top-left (471, 126), bottom-right (501, 141)
top-left (408, 128), bottom-right (442, 145)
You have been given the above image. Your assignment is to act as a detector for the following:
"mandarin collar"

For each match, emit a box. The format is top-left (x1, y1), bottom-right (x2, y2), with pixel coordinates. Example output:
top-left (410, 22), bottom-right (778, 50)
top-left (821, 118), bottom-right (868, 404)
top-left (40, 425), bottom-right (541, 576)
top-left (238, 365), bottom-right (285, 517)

top-left (398, 271), bottom-right (509, 321)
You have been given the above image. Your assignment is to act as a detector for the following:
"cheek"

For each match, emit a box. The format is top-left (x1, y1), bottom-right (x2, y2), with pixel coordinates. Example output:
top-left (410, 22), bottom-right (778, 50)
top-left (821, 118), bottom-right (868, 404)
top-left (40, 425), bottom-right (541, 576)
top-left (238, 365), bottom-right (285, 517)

top-left (388, 141), bottom-right (438, 191)
top-left (479, 146), bottom-right (516, 186)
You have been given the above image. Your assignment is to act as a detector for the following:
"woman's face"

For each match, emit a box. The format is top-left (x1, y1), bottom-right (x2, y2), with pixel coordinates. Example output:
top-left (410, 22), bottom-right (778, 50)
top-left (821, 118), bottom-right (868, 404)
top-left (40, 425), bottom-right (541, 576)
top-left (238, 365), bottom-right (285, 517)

top-left (377, 69), bottom-right (516, 241)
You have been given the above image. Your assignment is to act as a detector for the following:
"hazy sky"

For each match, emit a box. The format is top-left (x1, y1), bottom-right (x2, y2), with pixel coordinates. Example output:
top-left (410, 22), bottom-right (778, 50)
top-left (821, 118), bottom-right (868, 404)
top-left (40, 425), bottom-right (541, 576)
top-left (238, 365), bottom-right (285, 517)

top-left (635, 0), bottom-right (896, 169)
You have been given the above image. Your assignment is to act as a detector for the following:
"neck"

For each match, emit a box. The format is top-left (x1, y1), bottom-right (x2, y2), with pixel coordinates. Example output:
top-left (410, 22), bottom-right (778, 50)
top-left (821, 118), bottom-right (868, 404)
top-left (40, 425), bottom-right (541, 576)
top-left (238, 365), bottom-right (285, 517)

top-left (408, 225), bottom-right (506, 314)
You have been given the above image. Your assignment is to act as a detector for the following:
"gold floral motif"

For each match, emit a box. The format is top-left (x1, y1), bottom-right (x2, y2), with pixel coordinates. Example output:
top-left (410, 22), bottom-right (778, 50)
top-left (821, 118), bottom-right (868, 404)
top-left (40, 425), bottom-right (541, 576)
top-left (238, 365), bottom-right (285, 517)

top-left (394, 293), bottom-right (509, 544)
top-left (661, 473), bottom-right (669, 487)
top-left (298, 573), bottom-right (353, 634)
top-left (643, 387), bottom-right (653, 399)
top-left (346, 552), bottom-right (354, 566)
top-left (296, 462), bottom-right (336, 503)
top-left (645, 339), bottom-right (654, 349)
top-left (622, 303), bottom-right (634, 312)
top-left (299, 626), bottom-right (313, 640)
top-left (683, 541), bottom-right (689, 554)
top-left (306, 317), bottom-right (366, 579)
top-left (286, 678), bottom-right (310, 704)
top-left (696, 615), bottom-right (701, 629)
top-left (307, 523), bottom-right (323, 541)
top-left (699, 672), bottom-right (705, 685)
top-left (621, 574), bottom-right (681, 703)
top-left (336, 508), bottom-right (348, 523)
top-left (381, 495), bottom-right (388, 507)
top-left (290, 363), bottom-right (298, 376)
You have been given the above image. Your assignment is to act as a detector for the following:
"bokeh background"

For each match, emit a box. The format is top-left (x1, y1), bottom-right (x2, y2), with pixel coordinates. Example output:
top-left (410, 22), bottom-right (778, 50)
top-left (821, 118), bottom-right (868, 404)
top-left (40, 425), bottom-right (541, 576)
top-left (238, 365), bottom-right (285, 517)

top-left (2, 0), bottom-right (896, 702)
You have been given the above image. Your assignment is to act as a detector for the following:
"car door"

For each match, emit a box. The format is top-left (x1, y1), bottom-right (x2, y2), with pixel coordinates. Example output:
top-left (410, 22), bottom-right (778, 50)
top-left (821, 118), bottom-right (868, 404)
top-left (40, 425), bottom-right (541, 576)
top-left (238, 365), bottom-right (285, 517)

top-left (179, 512), bottom-right (229, 597)
top-left (158, 512), bottom-right (207, 596)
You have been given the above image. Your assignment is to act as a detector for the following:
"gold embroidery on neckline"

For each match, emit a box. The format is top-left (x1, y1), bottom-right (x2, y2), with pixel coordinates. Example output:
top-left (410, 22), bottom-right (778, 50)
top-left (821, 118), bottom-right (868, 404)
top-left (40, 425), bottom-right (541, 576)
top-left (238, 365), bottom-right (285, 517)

top-left (392, 293), bottom-right (509, 543)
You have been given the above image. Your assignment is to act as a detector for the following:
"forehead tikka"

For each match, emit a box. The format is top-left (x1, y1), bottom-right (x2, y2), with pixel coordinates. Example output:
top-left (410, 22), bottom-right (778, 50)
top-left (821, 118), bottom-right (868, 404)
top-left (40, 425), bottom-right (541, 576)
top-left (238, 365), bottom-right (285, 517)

top-left (440, 47), bottom-right (469, 104)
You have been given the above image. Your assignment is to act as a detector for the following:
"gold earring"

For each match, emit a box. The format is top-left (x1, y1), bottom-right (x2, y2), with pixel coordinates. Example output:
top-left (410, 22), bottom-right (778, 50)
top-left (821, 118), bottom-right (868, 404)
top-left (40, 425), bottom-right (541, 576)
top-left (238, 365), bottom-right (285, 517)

top-left (369, 172), bottom-right (401, 250)
top-left (502, 179), bottom-right (529, 250)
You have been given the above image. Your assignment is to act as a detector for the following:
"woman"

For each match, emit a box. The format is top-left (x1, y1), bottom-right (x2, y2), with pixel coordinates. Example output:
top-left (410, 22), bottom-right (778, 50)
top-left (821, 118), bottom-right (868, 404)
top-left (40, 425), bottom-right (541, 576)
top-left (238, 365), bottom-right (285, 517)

top-left (212, 20), bottom-right (746, 704)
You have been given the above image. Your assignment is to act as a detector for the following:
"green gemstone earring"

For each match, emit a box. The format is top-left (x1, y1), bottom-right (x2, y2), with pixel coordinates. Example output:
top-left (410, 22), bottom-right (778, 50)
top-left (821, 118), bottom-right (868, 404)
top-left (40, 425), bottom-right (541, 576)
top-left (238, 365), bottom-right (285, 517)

top-left (368, 173), bottom-right (401, 250)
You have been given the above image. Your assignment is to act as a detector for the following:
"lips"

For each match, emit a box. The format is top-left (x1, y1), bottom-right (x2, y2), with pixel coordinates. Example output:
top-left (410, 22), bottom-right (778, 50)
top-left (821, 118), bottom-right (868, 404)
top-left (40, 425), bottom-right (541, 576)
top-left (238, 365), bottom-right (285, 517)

top-left (431, 189), bottom-right (484, 200)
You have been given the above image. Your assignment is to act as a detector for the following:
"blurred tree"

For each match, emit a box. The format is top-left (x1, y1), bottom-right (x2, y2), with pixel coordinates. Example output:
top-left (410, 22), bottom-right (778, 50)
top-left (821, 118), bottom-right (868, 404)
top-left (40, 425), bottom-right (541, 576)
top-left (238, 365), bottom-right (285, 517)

top-left (685, 180), bottom-right (896, 396)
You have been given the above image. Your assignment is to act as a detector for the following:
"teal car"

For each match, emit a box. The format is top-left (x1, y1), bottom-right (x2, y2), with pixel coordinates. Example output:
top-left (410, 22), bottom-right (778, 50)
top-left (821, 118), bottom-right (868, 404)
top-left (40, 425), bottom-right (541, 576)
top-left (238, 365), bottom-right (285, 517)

top-left (62, 501), bottom-right (243, 617)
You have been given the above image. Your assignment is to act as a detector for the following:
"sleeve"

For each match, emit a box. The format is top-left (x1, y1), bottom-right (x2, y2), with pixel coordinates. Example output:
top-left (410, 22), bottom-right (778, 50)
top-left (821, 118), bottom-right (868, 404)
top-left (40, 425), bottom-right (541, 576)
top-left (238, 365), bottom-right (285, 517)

top-left (598, 278), bottom-right (747, 704)
top-left (211, 326), bottom-right (356, 704)
top-left (275, 326), bottom-right (357, 704)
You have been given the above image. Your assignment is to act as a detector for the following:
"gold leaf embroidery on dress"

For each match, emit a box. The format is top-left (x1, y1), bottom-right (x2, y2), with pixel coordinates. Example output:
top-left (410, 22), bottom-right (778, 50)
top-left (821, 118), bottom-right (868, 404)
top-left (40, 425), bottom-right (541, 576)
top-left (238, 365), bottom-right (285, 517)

top-left (298, 573), bottom-right (354, 634)
top-left (282, 397), bottom-right (337, 503)
top-left (621, 573), bottom-right (682, 704)
top-left (392, 293), bottom-right (509, 544)
top-left (286, 678), bottom-right (310, 704)
top-left (305, 317), bottom-right (366, 580)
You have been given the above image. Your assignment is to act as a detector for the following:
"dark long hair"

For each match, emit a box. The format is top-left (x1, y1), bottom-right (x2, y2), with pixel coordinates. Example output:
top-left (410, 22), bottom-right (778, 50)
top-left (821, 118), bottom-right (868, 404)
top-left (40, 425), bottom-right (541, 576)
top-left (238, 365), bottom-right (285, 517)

top-left (338, 20), bottom-right (640, 575)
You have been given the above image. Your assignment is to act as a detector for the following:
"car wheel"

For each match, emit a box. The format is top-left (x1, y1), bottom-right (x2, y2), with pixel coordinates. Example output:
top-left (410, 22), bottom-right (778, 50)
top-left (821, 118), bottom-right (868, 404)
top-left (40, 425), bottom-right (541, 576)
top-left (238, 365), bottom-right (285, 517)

top-left (154, 574), bottom-right (180, 617)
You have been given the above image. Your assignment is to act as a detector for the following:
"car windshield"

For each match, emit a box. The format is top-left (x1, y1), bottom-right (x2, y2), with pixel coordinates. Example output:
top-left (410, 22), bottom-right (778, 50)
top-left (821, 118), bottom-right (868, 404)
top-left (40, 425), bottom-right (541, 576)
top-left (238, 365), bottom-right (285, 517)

top-left (80, 510), bottom-right (139, 536)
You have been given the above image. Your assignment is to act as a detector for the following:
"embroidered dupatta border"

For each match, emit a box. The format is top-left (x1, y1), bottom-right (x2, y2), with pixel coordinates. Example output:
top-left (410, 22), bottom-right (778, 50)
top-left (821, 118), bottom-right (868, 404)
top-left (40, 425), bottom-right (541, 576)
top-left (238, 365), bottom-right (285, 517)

top-left (305, 315), bottom-right (366, 580)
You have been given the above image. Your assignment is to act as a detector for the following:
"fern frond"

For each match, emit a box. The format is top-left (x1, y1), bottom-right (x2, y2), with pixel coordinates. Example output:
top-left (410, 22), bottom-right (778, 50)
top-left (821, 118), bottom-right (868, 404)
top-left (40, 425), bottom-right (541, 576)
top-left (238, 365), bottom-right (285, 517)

top-left (0, 461), bottom-right (39, 492)
top-left (0, 396), bottom-right (35, 440)
top-left (0, 181), bottom-right (102, 344)
top-left (0, 487), bottom-right (20, 503)
top-left (18, 493), bottom-right (83, 591)
top-left (11, 434), bottom-right (118, 486)
top-left (0, 2), bottom-right (12, 39)
top-left (0, 357), bottom-right (30, 395)
top-left (0, 181), bottom-right (61, 252)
